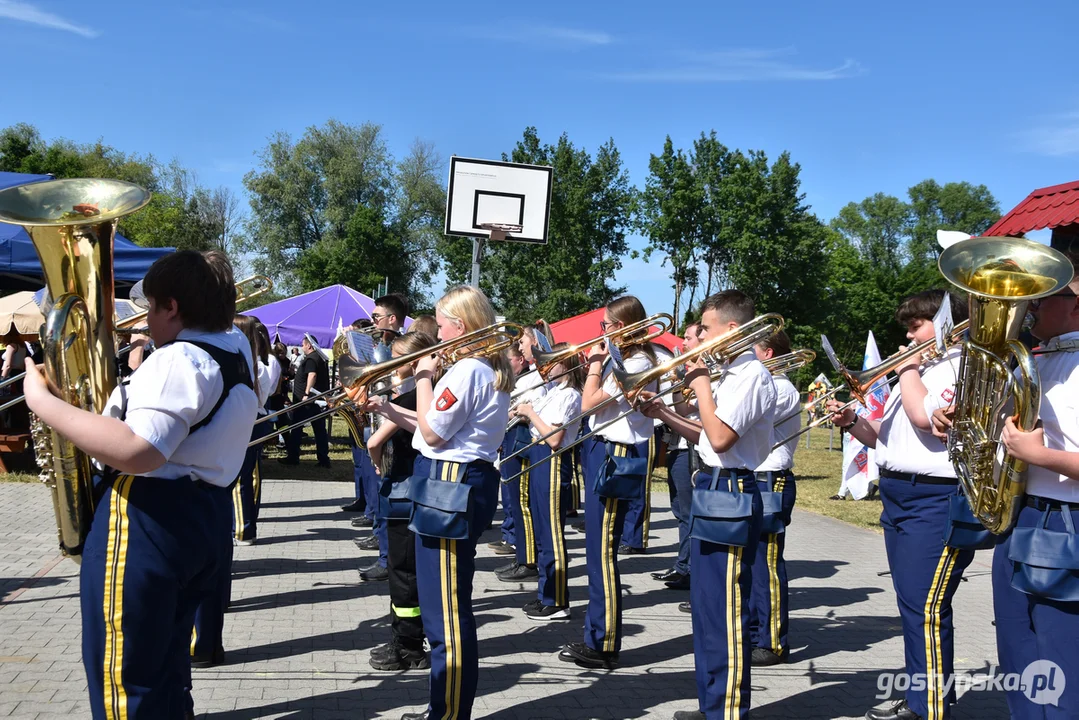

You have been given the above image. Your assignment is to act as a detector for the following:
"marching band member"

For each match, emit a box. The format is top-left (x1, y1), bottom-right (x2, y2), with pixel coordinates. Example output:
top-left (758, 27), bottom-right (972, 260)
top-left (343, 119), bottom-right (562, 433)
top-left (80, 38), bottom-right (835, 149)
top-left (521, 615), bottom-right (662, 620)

top-left (365, 330), bottom-right (437, 670)
top-left (622, 340), bottom-right (673, 555)
top-left (229, 316), bottom-right (274, 547)
top-left (495, 328), bottom-right (549, 581)
top-left (642, 290), bottom-right (776, 720)
top-left (24, 250), bottom-right (257, 719)
top-left (749, 329), bottom-right (800, 667)
top-left (830, 289), bottom-right (971, 720)
top-left (369, 285), bottom-right (511, 720)
top-left (350, 319), bottom-right (380, 527)
top-left (935, 266), bottom-right (1079, 719)
top-left (510, 343), bottom-right (584, 620)
top-left (281, 333), bottom-right (330, 467)
top-left (559, 295), bottom-right (657, 670)
top-left (653, 323), bottom-right (700, 591)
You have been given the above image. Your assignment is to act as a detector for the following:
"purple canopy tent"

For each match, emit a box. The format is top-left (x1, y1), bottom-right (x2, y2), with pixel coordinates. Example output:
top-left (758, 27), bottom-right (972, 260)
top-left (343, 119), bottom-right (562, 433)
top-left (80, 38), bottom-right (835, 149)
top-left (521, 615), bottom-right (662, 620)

top-left (249, 284), bottom-right (411, 347)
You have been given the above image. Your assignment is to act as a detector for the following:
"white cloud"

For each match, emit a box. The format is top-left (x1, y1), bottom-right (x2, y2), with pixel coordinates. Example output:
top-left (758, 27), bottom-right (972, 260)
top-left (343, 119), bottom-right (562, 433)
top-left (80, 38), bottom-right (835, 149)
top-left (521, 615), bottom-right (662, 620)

top-left (1019, 112), bottom-right (1079, 157)
top-left (603, 47), bottom-right (864, 83)
top-left (0, 0), bottom-right (98, 38)
top-left (462, 23), bottom-right (613, 48)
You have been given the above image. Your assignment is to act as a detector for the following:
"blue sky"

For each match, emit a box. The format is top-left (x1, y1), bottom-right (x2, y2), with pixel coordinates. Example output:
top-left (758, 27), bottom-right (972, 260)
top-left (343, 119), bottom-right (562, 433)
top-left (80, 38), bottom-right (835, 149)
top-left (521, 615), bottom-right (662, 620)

top-left (3, 0), bottom-right (1078, 316)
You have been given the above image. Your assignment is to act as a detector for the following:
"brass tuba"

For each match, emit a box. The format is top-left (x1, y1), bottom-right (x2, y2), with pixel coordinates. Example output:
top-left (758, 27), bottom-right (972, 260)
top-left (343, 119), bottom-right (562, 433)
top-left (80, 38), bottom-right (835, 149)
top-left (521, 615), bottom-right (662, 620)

top-left (940, 236), bottom-right (1075, 534)
top-left (0, 178), bottom-right (151, 562)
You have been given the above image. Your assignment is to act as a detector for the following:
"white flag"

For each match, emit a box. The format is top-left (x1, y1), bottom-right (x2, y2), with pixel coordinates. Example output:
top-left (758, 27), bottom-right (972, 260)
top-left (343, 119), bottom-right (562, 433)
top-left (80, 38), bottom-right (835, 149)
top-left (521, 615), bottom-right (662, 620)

top-left (838, 331), bottom-right (889, 500)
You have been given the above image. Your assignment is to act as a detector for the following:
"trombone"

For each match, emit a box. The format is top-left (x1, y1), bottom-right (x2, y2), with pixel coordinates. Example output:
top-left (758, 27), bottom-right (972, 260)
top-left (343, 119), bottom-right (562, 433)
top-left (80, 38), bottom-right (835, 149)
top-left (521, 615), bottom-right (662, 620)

top-left (0, 275), bottom-right (274, 414)
top-left (500, 313), bottom-right (784, 481)
top-left (508, 312), bottom-right (676, 400)
top-left (251, 321), bottom-right (523, 446)
top-left (115, 274), bottom-right (273, 333)
top-left (771, 320), bottom-right (971, 448)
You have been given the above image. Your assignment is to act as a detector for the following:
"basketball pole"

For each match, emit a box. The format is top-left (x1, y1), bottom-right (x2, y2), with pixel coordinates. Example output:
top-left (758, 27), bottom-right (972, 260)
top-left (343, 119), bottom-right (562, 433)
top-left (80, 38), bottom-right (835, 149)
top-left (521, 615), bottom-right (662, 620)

top-left (470, 236), bottom-right (485, 287)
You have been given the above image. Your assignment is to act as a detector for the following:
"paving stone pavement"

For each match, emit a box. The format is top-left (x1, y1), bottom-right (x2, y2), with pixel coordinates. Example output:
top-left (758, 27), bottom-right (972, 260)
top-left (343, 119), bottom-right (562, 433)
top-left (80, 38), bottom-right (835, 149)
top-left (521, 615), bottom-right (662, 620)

top-left (0, 478), bottom-right (1009, 719)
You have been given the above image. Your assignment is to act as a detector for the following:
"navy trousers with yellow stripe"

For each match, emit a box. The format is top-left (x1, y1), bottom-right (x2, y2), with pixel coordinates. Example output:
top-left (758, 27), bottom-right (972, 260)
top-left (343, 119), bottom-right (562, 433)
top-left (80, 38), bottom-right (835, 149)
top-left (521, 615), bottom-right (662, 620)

top-left (583, 439), bottom-right (641, 654)
top-left (879, 475), bottom-right (974, 720)
top-left (232, 425), bottom-right (263, 541)
top-left (192, 480), bottom-right (235, 662)
top-left (749, 470), bottom-right (796, 657)
top-left (691, 469), bottom-right (761, 720)
top-left (414, 458), bottom-right (499, 720)
top-left (621, 430), bottom-right (659, 550)
top-left (528, 441), bottom-right (572, 608)
top-left (81, 475), bottom-right (222, 720)
top-left (993, 502), bottom-right (1079, 720)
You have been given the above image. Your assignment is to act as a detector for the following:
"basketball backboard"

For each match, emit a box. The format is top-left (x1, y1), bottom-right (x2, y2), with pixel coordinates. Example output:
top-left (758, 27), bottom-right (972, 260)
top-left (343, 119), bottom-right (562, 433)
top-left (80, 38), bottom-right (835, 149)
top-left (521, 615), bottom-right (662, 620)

top-left (445, 157), bottom-right (553, 245)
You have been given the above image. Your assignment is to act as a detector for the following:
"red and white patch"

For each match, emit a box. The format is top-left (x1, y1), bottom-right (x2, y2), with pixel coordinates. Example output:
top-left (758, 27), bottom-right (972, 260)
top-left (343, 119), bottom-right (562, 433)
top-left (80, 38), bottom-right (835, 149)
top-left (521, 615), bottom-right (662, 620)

top-left (941, 388), bottom-right (955, 403)
top-left (435, 388), bottom-right (458, 411)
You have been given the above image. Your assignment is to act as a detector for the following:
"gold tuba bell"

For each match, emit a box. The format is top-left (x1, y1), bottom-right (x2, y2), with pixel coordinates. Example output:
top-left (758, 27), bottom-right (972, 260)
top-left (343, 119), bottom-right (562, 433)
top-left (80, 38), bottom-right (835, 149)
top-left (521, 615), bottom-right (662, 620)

top-left (0, 178), bottom-right (152, 562)
top-left (940, 236), bottom-right (1075, 534)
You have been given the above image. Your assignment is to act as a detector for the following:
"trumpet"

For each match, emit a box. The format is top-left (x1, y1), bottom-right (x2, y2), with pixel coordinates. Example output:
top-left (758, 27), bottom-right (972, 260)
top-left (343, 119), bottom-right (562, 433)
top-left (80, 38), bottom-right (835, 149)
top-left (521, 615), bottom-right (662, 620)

top-left (771, 321), bottom-right (971, 449)
top-left (252, 322), bottom-right (523, 446)
top-left (500, 314), bottom-right (784, 480)
top-left (679, 348), bottom-right (816, 403)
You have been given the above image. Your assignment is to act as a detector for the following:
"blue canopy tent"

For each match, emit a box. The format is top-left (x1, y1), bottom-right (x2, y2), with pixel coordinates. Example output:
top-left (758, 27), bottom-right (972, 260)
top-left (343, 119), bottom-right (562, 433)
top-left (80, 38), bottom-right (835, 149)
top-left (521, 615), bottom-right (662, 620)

top-left (0, 171), bottom-right (174, 292)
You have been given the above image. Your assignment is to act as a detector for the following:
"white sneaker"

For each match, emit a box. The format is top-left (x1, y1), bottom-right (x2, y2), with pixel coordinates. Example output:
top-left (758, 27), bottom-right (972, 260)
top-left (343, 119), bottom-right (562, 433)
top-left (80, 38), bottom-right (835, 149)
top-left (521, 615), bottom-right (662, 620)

top-left (234, 538), bottom-right (256, 547)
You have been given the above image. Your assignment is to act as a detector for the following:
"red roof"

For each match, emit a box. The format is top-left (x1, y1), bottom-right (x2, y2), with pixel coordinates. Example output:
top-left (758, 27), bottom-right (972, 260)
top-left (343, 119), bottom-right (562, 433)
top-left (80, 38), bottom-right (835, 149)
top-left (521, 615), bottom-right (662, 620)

top-left (984, 180), bottom-right (1079, 237)
top-left (549, 308), bottom-right (682, 353)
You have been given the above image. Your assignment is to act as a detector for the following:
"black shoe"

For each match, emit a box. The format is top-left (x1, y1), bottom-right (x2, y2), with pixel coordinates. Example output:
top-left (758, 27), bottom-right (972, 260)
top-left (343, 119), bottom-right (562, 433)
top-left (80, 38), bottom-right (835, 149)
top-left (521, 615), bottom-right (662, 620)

top-left (370, 641), bottom-right (395, 659)
top-left (488, 540), bottom-right (516, 555)
top-left (360, 564), bottom-right (389, 582)
top-left (522, 598), bottom-right (544, 614)
top-left (672, 712), bottom-right (706, 720)
top-left (497, 563), bottom-right (538, 582)
top-left (527, 604), bottom-right (571, 621)
top-left (558, 641), bottom-right (618, 669)
top-left (678, 601), bottom-right (691, 614)
top-left (359, 561), bottom-right (380, 573)
top-left (618, 544), bottom-right (644, 555)
top-left (651, 568), bottom-right (681, 582)
top-left (370, 644), bottom-right (429, 671)
top-left (495, 560), bottom-right (518, 574)
top-left (751, 647), bottom-right (783, 666)
top-left (865, 699), bottom-right (922, 720)
top-left (401, 712), bottom-right (429, 720)
top-left (191, 646), bottom-right (224, 669)
top-left (277, 457), bottom-right (299, 466)
top-left (352, 516), bottom-right (374, 528)
top-left (341, 500), bottom-right (365, 512)
top-left (355, 535), bottom-right (380, 551)
top-left (664, 573), bottom-right (691, 591)
top-left (566, 509), bottom-right (579, 518)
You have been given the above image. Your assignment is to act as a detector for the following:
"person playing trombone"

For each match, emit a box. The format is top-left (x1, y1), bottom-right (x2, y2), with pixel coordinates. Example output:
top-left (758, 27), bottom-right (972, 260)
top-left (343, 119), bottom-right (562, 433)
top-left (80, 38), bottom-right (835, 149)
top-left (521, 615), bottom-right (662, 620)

top-left (828, 289), bottom-right (972, 720)
top-left (558, 295), bottom-right (658, 670)
top-left (509, 342), bottom-right (584, 621)
top-left (362, 285), bottom-right (512, 720)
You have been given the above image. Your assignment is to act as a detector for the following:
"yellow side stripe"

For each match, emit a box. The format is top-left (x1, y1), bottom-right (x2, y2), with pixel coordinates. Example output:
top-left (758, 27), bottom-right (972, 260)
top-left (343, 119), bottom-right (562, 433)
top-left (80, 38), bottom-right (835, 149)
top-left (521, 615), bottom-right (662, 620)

top-left (103, 475), bottom-right (133, 720)
top-left (642, 435), bottom-right (654, 548)
top-left (923, 547), bottom-right (957, 720)
top-left (603, 496), bottom-right (617, 653)
top-left (520, 459), bottom-right (535, 565)
top-left (551, 452), bottom-right (566, 607)
top-left (723, 543), bottom-right (737, 720)
top-left (232, 480), bottom-right (244, 541)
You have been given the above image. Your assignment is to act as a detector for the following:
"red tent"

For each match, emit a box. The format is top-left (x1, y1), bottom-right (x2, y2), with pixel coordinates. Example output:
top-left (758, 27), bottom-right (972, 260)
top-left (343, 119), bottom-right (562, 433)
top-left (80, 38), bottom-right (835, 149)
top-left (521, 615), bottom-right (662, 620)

top-left (549, 308), bottom-right (683, 352)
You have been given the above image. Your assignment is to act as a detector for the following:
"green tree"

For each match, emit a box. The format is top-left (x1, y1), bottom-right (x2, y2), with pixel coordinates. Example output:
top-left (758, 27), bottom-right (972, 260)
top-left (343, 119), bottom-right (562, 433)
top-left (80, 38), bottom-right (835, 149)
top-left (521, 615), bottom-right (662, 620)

top-left (638, 136), bottom-right (703, 323)
top-left (296, 205), bottom-right (406, 294)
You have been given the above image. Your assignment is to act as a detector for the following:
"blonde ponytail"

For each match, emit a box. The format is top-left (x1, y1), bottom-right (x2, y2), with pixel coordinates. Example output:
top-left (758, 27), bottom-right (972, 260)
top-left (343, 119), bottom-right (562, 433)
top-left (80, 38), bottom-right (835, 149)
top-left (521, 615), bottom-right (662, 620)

top-left (436, 286), bottom-right (515, 394)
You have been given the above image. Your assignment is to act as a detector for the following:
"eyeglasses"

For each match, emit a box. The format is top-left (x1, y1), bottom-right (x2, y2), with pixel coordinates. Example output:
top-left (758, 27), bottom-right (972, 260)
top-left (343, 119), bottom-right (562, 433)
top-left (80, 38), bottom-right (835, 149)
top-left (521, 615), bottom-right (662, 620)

top-left (370, 312), bottom-right (387, 322)
top-left (1030, 290), bottom-right (1077, 310)
top-left (599, 320), bottom-right (616, 332)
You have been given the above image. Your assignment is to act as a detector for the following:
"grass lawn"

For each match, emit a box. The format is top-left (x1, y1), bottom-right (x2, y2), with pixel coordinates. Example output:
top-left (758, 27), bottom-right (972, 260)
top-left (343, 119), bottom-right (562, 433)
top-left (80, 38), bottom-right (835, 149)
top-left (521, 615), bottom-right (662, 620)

top-left (2, 418), bottom-right (884, 532)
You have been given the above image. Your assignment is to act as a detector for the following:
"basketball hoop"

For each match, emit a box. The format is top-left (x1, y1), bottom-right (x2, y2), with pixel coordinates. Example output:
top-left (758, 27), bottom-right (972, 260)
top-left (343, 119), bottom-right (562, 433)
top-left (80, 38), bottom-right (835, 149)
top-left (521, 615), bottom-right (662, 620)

top-left (477, 222), bottom-right (523, 242)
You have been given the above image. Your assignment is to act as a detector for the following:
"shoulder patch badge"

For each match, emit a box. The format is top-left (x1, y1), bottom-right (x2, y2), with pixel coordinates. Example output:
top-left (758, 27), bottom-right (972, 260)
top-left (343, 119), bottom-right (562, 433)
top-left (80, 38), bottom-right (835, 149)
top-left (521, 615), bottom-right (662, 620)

top-left (435, 388), bottom-right (458, 411)
top-left (941, 388), bottom-right (955, 404)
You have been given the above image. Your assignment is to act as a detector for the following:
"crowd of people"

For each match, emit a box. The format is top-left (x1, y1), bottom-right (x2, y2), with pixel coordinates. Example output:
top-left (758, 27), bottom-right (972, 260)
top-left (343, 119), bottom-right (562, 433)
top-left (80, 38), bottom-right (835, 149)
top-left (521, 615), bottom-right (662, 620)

top-left (14, 236), bottom-right (1079, 720)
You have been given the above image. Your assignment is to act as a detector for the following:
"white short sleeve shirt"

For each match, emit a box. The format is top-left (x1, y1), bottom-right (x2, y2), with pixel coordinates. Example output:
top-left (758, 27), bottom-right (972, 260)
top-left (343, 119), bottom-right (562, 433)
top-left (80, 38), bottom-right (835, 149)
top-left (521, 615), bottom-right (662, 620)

top-left (413, 357), bottom-right (510, 463)
top-left (1026, 332), bottom-right (1079, 501)
top-left (875, 348), bottom-right (961, 478)
top-left (593, 351), bottom-right (656, 445)
top-left (757, 375), bottom-right (801, 472)
top-left (529, 382), bottom-right (584, 448)
top-left (696, 351), bottom-right (777, 470)
top-left (104, 327), bottom-right (259, 487)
